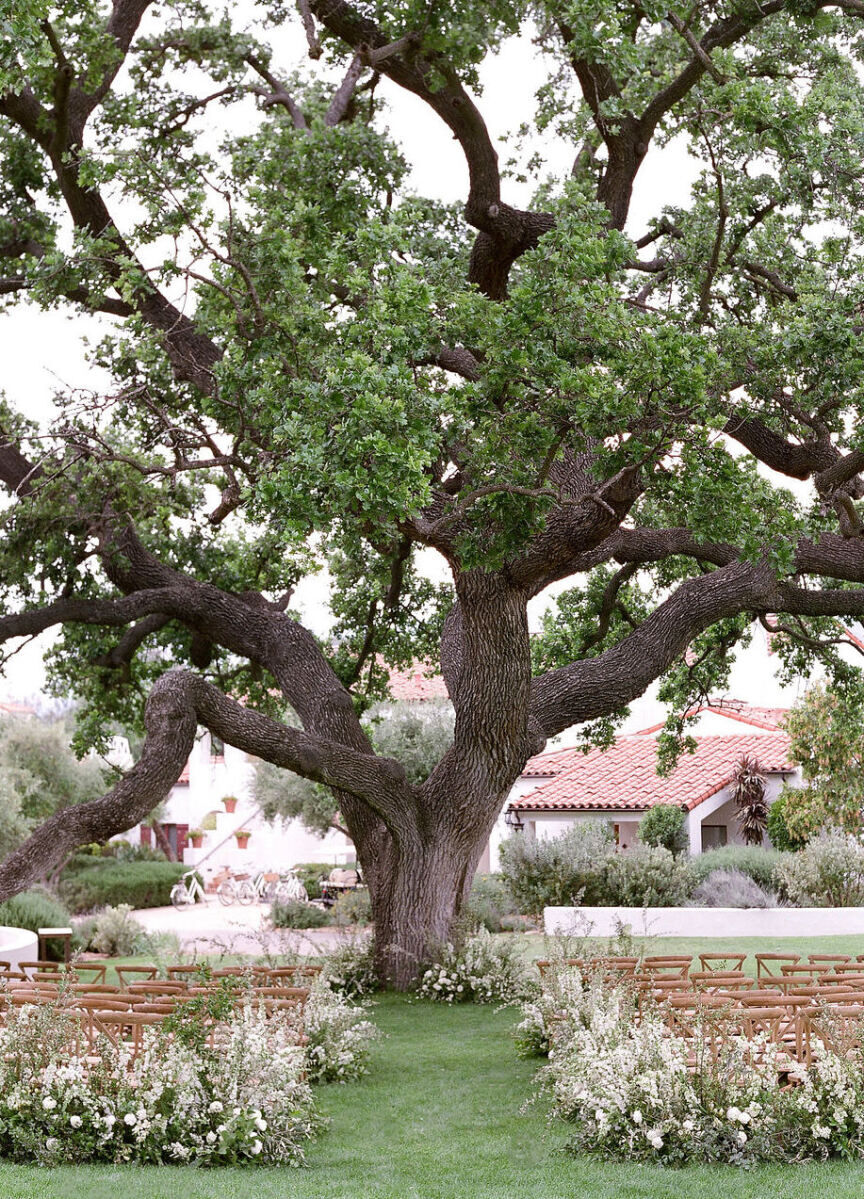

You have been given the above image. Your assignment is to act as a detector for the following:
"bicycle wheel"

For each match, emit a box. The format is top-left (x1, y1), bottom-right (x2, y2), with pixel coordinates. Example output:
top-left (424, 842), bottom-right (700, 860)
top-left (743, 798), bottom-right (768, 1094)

top-left (170, 884), bottom-right (189, 910)
top-left (236, 880), bottom-right (257, 906)
top-left (283, 874), bottom-right (308, 902)
top-left (217, 881), bottom-right (235, 907)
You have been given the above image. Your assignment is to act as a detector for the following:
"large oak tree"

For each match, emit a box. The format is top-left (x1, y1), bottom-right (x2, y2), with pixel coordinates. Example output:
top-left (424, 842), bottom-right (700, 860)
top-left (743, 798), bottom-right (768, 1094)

top-left (4, 0), bottom-right (864, 984)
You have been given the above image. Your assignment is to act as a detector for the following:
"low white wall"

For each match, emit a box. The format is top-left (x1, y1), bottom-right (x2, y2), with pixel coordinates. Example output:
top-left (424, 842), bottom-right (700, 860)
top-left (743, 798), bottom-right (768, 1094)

top-left (545, 906), bottom-right (864, 938)
top-left (0, 925), bottom-right (38, 969)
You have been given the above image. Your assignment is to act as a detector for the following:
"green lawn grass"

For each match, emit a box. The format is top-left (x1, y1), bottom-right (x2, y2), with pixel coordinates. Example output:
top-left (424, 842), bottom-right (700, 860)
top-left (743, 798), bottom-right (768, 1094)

top-left (3, 989), bottom-right (864, 1198)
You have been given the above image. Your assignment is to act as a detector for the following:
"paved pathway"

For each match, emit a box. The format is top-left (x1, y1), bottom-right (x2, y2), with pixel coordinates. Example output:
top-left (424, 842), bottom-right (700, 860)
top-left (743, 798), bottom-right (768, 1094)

top-left (132, 899), bottom-right (349, 957)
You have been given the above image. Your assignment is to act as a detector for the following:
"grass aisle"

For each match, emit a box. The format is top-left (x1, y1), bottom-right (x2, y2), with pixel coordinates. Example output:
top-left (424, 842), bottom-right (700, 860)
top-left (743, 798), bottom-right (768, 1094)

top-left (3, 996), bottom-right (864, 1198)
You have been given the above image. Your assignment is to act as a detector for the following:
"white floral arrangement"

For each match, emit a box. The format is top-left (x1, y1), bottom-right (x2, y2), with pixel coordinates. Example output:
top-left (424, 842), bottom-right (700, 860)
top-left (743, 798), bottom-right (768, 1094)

top-left (532, 969), bottom-right (864, 1165)
top-left (300, 982), bottom-right (381, 1083)
top-left (0, 999), bottom-right (319, 1166)
top-left (416, 928), bottom-right (531, 1005)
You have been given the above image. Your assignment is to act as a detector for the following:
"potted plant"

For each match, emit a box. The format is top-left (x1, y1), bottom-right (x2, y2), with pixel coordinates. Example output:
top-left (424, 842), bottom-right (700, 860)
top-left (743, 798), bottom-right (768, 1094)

top-left (234, 829), bottom-right (251, 849)
top-left (188, 828), bottom-right (205, 849)
top-left (222, 795), bottom-right (238, 814)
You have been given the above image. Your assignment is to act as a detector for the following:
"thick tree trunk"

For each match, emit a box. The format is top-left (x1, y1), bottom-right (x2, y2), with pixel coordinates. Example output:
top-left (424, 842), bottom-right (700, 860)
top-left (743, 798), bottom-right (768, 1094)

top-left (366, 833), bottom-right (485, 990)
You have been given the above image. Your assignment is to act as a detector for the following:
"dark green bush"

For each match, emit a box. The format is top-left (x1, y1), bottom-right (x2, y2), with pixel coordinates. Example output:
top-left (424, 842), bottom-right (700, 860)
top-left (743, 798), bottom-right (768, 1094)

top-left (638, 805), bottom-right (688, 856)
top-left (58, 861), bottom-right (186, 913)
top-left (688, 846), bottom-right (788, 892)
top-left (0, 889), bottom-right (77, 956)
top-left (271, 899), bottom-right (332, 928)
top-left (289, 862), bottom-right (334, 902)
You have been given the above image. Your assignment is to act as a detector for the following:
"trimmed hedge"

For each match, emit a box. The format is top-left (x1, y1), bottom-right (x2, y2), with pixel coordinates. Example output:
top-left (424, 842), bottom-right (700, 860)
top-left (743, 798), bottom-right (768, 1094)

top-left (59, 861), bottom-right (187, 913)
top-left (0, 889), bottom-right (77, 956)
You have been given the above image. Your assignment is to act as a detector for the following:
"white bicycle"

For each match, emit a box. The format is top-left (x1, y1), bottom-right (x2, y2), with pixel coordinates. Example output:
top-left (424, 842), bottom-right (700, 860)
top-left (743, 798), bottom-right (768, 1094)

top-left (216, 871), bottom-right (256, 907)
top-left (170, 870), bottom-right (206, 909)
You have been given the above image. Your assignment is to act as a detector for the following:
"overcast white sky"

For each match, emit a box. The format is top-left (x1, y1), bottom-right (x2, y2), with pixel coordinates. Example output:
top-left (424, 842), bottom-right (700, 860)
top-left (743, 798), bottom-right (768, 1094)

top-left (0, 12), bottom-right (802, 715)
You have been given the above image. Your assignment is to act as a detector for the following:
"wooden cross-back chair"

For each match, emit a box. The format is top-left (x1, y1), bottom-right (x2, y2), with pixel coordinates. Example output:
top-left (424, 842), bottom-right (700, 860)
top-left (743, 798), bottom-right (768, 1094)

top-left (755, 953), bottom-right (801, 980)
top-left (698, 952), bottom-right (747, 973)
top-left (808, 953), bottom-right (852, 967)
top-left (70, 962), bottom-right (108, 985)
top-left (116, 965), bottom-right (159, 988)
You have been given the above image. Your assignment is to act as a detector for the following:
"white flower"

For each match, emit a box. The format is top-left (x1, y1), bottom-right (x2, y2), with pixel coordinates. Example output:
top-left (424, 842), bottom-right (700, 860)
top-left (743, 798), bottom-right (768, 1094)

top-left (45, 1137), bottom-right (59, 1151)
top-left (737, 1131), bottom-right (747, 1146)
top-left (648, 1133), bottom-right (663, 1149)
top-left (209, 1101), bottom-right (223, 1113)
top-left (255, 1117), bottom-right (267, 1131)
top-left (206, 1132), bottom-right (217, 1144)
top-left (682, 1119), bottom-right (694, 1132)
top-left (632, 1110), bottom-right (643, 1125)
top-left (42, 1096), bottom-right (57, 1111)
top-left (124, 1113), bottom-right (137, 1126)
top-left (726, 1106), bottom-right (741, 1122)
top-left (251, 1140), bottom-right (263, 1155)
top-left (69, 1115), bottom-right (82, 1129)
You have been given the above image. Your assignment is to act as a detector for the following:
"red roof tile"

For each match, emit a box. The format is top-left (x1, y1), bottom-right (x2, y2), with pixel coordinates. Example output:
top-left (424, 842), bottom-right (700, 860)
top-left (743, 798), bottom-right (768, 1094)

top-left (634, 699), bottom-right (789, 735)
top-left (512, 732), bottom-right (795, 813)
top-left (387, 663), bottom-right (449, 701)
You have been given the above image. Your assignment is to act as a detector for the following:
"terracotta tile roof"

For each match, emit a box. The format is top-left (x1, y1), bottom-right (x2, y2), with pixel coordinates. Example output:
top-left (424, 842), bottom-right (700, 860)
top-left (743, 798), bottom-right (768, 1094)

top-left (512, 731), bottom-right (795, 813)
top-left (387, 663), bottom-right (449, 701)
top-left (634, 699), bottom-right (789, 735)
top-left (521, 744), bottom-right (590, 778)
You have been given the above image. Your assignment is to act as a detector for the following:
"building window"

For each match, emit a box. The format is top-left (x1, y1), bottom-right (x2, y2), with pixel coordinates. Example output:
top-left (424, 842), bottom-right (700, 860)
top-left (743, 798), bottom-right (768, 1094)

top-left (701, 824), bottom-right (728, 852)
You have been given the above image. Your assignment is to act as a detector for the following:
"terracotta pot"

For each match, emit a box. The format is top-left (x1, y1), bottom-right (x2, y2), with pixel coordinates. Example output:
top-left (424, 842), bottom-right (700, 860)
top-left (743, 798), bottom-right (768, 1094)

top-left (234, 832), bottom-right (250, 849)
top-left (190, 834), bottom-right (204, 848)
top-left (223, 797), bottom-right (237, 813)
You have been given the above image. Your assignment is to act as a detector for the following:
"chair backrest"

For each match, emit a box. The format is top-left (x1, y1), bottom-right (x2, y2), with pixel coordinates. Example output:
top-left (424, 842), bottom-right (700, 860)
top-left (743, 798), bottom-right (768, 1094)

top-left (70, 996), bottom-right (133, 1012)
top-left (266, 965), bottom-right (323, 983)
top-left (127, 981), bottom-right (188, 996)
top-left (698, 953), bottom-right (747, 972)
top-left (116, 965), bottom-right (159, 988)
top-left (808, 953), bottom-right (852, 966)
top-left (755, 952), bottom-right (801, 978)
top-left (165, 965), bottom-right (202, 980)
top-left (253, 985), bottom-right (309, 1003)
top-left (68, 983), bottom-right (121, 994)
top-left (70, 961), bottom-right (108, 984)
top-left (690, 971), bottom-right (751, 992)
top-left (780, 964), bottom-right (826, 978)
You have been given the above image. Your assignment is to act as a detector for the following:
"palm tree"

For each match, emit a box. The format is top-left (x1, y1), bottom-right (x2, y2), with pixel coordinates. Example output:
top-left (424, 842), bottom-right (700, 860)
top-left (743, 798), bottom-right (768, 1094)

top-left (732, 755), bottom-right (769, 846)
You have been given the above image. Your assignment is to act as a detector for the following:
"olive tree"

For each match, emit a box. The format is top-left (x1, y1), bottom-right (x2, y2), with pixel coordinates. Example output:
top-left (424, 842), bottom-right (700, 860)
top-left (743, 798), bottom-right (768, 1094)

top-left (5, 0), bottom-right (864, 984)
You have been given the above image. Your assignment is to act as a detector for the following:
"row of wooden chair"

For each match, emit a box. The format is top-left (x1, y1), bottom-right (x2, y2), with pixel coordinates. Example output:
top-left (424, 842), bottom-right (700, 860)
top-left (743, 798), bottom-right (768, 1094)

top-left (536, 951), bottom-right (864, 983)
top-left (0, 960), bottom-right (322, 987)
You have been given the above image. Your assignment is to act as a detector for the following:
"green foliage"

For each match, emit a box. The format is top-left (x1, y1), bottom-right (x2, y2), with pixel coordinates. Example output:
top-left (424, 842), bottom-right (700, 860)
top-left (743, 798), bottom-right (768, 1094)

top-left (767, 790), bottom-right (809, 851)
top-left (774, 831), bottom-right (864, 908)
top-left (603, 844), bottom-right (693, 907)
top-left (0, 716), bottom-right (108, 858)
top-left (77, 903), bottom-right (147, 956)
top-left (58, 861), bottom-right (187, 913)
top-left (270, 899), bottom-right (332, 929)
top-left (330, 888), bottom-right (372, 927)
top-left (498, 824), bottom-right (616, 916)
top-left (256, 701), bottom-right (454, 836)
top-left (464, 873), bottom-right (525, 933)
top-left (0, 888), bottom-right (75, 956)
top-left (688, 846), bottom-right (787, 892)
top-left (637, 805), bottom-right (688, 856)
top-left (775, 683), bottom-right (864, 840)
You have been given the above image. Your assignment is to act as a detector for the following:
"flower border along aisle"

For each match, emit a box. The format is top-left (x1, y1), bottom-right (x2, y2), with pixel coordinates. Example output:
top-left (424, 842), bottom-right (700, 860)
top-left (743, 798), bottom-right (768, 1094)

top-left (0, 999), bottom-right (319, 1165)
top-left (523, 969), bottom-right (864, 1166)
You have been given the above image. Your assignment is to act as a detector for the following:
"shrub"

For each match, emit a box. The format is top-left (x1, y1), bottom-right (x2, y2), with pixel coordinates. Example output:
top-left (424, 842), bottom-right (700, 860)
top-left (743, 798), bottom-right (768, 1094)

top-left (323, 936), bottom-right (379, 998)
top-left (638, 805), bottom-right (688, 856)
top-left (58, 861), bottom-right (187, 913)
top-left (774, 830), bottom-right (864, 907)
top-left (301, 983), bottom-right (380, 1083)
top-left (535, 968), bottom-right (864, 1165)
top-left (766, 791), bottom-right (808, 851)
top-left (290, 863), bottom-right (334, 902)
top-left (690, 868), bottom-right (777, 908)
top-left (603, 844), bottom-right (692, 907)
top-left (688, 845), bottom-right (787, 892)
top-left (464, 873), bottom-right (527, 933)
top-left (416, 928), bottom-right (531, 1004)
top-left (0, 998), bottom-right (318, 1165)
top-left (0, 890), bottom-right (76, 956)
top-left (77, 904), bottom-right (147, 956)
top-left (330, 888), bottom-right (372, 927)
top-left (270, 900), bottom-right (332, 929)
top-left (498, 823), bottom-right (616, 916)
